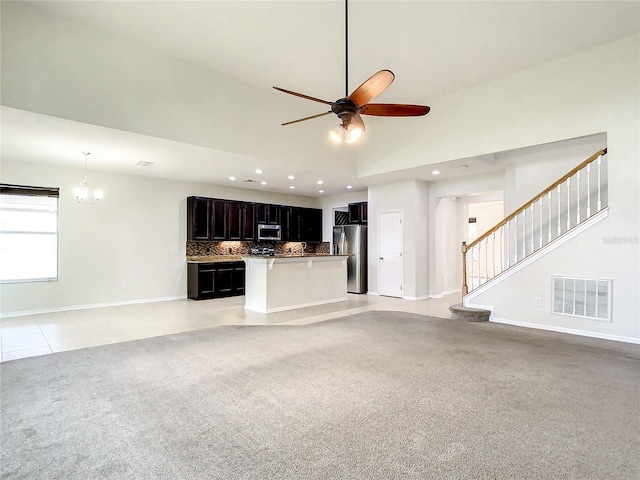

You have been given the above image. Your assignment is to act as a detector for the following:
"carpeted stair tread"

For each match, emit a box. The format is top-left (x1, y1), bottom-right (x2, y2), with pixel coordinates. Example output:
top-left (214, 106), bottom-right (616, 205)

top-left (449, 303), bottom-right (491, 322)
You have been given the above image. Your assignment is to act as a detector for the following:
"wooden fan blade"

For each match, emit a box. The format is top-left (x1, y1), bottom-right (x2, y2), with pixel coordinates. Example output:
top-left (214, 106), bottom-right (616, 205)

top-left (273, 87), bottom-right (333, 106)
top-left (348, 70), bottom-right (395, 107)
top-left (282, 111), bottom-right (333, 126)
top-left (360, 103), bottom-right (431, 117)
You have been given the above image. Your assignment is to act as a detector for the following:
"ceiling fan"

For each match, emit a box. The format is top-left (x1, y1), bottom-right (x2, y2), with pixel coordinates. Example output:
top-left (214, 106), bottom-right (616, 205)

top-left (273, 0), bottom-right (430, 144)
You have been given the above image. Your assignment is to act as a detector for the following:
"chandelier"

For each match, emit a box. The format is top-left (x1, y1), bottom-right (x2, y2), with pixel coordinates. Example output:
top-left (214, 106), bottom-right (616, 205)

top-left (73, 152), bottom-right (103, 204)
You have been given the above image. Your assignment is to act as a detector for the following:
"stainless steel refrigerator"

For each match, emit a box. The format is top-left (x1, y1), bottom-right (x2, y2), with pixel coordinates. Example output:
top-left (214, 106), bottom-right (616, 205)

top-left (333, 225), bottom-right (367, 294)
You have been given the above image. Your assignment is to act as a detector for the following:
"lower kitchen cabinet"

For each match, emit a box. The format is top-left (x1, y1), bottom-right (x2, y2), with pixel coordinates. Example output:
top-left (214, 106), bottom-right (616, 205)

top-left (187, 261), bottom-right (245, 300)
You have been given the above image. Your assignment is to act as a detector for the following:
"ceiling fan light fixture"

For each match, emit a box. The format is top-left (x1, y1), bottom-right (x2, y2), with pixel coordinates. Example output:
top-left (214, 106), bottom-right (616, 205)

top-left (344, 123), bottom-right (363, 144)
top-left (329, 126), bottom-right (345, 143)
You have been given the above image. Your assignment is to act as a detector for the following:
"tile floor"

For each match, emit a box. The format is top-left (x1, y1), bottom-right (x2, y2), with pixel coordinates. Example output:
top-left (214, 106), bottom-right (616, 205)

top-left (0, 293), bottom-right (460, 362)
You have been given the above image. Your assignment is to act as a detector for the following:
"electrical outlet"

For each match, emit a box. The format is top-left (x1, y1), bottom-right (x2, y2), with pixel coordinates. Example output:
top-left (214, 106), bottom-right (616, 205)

top-left (171, 247), bottom-right (179, 254)
top-left (123, 281), bottom-right (129, 289)
top-left (535, 296), bottom-right (542, 306)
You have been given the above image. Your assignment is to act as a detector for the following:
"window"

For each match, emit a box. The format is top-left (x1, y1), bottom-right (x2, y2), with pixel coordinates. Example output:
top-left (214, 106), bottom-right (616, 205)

top-left (0, 184), bottom-right (59, 282)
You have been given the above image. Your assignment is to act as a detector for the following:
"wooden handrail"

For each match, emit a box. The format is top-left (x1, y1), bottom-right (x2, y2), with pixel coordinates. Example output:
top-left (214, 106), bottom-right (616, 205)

top-left (465, 148), bottom-right (607, 250)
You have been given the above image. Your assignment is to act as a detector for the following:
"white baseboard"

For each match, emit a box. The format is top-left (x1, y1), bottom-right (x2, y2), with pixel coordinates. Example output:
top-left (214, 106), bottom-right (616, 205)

top-left (367, 291), bottom-right (380, 296)
top-left (244, 297), bottom-right (348, 314)
top-left (403, 295), bottom-right (430, 301)
top-left (0, 295), bottom-right (187, 319)
top-left (429, 289), bottom-right (462, 299)
top-left (491, 316), bottom-right (640, 344)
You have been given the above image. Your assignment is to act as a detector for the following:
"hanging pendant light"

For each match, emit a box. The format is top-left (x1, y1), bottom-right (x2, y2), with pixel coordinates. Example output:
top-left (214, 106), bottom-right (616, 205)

top-left (73, 152), bottom-right (103, 204)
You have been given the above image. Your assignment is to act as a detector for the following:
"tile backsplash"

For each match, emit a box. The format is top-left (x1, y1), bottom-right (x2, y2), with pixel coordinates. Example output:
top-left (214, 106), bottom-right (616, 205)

top-left (187, 241), bottom-right (329, 257)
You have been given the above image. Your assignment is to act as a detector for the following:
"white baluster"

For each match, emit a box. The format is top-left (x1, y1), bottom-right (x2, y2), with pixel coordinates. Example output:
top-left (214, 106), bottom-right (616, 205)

top-left (586, 163), bottom-right (591, 217)
top-left (469, 246), bottom-right (474, 290)
top-left (576, 170), bottom-right (581, 224)
top-left (548, 192), bottom-right (552, 242)
top-left (500, 226), bottom-right (504, 273)
top-left (492, 232), bottom-right (496, 278)
top-left (557, 185), bottom-right (561, 237)
top-left (507, 221), bottom-right (511, 268)
top-left (522, 211), bottom-right (527, 258)
top-left (566, 178), bottom-right (571, 231)
top-left (539, 199), bottom-right (543, 248)
top-left (484, 238), bottom-right (488, 285)
top-left (531, 204), bottom-right (535, 252)
top-left (597, 156), bottom-right (602, 211)
top-left (477, 242), bottom-right (482, 287)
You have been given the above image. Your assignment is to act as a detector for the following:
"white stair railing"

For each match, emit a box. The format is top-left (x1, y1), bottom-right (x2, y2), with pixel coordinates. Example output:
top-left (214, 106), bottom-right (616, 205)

top-left (461, 148), bottom-right (608, 295)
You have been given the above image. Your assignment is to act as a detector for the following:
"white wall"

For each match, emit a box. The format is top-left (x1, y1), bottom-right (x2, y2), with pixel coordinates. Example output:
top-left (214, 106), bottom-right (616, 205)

top-left (469, 218), bottom-right (639, 343)
top-left (364, 33), bottom-right (638, 341)
top-left (432, 197), bottom-right (462, 297)
top-left (317, 191), bottom-right (367, 243)
top-left (368, 180), bottom-right (429, 299)
top-left (427, 172), bottom-right (505, 298)
top-left (0, 160), bottom-right (318, 316)
top-left (501, 133), bottom-right (607, 215)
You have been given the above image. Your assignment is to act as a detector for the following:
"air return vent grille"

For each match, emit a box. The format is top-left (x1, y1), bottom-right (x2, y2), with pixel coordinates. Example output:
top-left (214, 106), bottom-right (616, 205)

top-left (552, 276), bottom-right (612, 321)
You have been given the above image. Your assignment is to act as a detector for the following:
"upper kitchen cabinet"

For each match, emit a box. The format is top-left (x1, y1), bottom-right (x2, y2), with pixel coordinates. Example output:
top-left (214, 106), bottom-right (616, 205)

top-left (283, 207), bottom-right (322, 242)
top-left (256, 203), bottom-right (281, 225)
top-left (348, 202), bottom-right (368, 224)
top-left (227, 201), bottom-right (255, 241)
top-left (211, 199), bottom-right (227, 240)
top-left (188, 196), bottom-right (227, 241)
top-left (301, 207), bottom-right (323, 242)
top-left (187, 196), bottom-right (210, 241)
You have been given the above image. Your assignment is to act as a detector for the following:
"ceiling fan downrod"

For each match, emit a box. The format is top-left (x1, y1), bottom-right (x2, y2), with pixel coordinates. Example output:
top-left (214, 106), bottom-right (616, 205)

top-left (345, 0), bottom-right (349, 98)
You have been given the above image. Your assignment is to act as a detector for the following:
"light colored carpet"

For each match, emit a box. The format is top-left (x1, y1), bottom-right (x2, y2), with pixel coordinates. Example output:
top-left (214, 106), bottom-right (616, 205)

top-left (1, 311), bottom-right (639, 479)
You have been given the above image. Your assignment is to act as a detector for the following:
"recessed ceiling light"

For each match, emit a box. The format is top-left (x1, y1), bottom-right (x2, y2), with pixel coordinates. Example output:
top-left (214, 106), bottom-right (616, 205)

top-left (318, 190), bottom-right (324, 193)
top-left (287, 175), bottom-right (295, 180)
top-left (136, 161), bottom-right (154, 167)
top-left (317, 180), bottom-right (324, 185)
top-left (289, 185), bottom-right (295, 190)
top-left (346, 185), bottom-right (353, 189)
top-left (229, 176), bottom-right (236, 181)
top-left (255, 169), bottom-right (263, 174)
top-left (458, 164), bottom-right (469, 169)
top-left (431, 170), bottom-right (440, 176)
top-left (260, 181), bottom-right (267, 186)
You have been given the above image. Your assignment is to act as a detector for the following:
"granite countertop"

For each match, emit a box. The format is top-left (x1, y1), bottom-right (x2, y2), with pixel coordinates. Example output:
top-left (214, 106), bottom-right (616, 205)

top-left (186, 255), bottom-right (243, 263)
top-left (187, 253), bottom-right (342, 263)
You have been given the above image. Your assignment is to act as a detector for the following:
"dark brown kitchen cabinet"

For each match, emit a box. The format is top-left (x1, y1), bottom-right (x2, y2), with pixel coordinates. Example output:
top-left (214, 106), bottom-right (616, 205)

top-left (187, 261), bottom-right (245, 300)
top-left (212, 199), bottom-right (227, 240)
top-left (348, 202), bottom-right (367, 224)
top-left (300, 207), bottom-right (323, 242)
top-left (227, 201), bottom-right (255, 241)
top-left (243, 202), bottom-right (255, 241)
top-left (282, 206), bottom-right (322, 242)
top-left (256, 203), bottom-right (281, 225)
top-left (187, 196), bottom-right (211, 241)
top-left (188, 196), bottom-right (227, 241)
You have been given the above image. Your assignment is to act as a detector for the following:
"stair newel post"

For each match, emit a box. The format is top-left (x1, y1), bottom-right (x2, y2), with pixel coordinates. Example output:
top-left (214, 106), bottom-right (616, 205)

top-left (461, 241), bottom-right (468, 296)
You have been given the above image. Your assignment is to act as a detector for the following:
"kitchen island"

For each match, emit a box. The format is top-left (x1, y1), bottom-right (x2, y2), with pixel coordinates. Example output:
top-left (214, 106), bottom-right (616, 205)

top-left (242, 254), bottom-right (349, 313)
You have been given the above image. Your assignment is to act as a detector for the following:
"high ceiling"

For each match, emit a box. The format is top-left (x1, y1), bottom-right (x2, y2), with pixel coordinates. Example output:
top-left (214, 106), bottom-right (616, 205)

top-left (2, 0), bottom-right (638, 197)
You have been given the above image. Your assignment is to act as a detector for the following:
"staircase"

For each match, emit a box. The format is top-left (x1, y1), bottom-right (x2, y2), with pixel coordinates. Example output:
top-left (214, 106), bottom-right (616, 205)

top-left (454, 148), bottom-right (608, 320)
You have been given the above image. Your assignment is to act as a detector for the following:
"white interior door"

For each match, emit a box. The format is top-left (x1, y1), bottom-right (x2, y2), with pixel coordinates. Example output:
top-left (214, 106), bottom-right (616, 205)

top-left (379, 211), bottom-right (403, 297)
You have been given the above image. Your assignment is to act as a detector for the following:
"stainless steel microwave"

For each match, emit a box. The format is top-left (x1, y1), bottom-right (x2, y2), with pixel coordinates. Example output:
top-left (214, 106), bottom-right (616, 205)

top-left (257, 224), bottom-right (281, 241)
